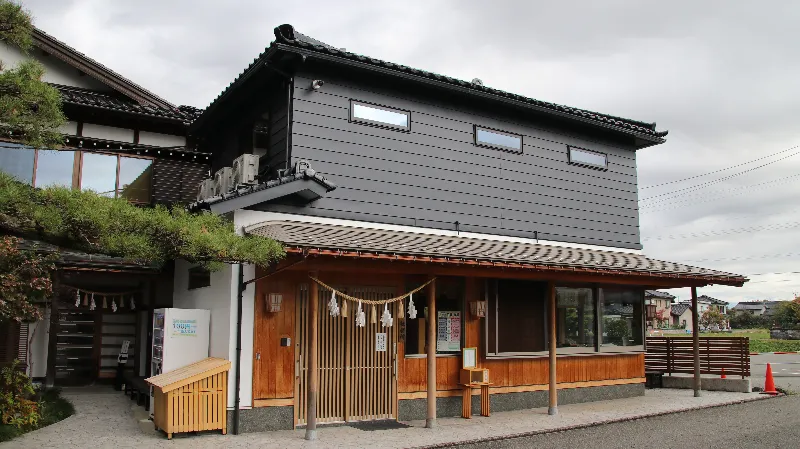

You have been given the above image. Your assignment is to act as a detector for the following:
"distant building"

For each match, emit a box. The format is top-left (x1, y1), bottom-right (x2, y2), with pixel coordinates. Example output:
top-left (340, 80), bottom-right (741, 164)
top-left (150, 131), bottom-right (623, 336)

top-left (671, 295), bottom-right (729, 329)
top-left (732, 301), bottom-right (768, 316)
top-left (645, 290), bottom-right (675, 328)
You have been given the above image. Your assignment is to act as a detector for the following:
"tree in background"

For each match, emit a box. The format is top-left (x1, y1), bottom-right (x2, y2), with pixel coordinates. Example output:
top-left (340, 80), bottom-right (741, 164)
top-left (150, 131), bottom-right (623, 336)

top-left (729, 310), bottom-right (769, 329)
top-left (0, 1), bottom-right (65, 148)
top-left (654, 308), bottom-right (669, 328)
top-left (773, 298), bottom-right (800, 329)
top-left (699, 307), bottom-right (726, 329)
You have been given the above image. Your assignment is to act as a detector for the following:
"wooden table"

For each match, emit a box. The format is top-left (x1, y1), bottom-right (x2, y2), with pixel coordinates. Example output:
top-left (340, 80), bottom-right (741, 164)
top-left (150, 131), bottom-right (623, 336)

top-left (460, 383), bottom-right (492, 418)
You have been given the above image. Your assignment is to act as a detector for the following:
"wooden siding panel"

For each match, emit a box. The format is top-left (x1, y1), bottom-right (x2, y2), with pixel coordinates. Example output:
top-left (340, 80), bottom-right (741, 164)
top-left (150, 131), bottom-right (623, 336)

top-left (282, 67), bottom-right (643, 249)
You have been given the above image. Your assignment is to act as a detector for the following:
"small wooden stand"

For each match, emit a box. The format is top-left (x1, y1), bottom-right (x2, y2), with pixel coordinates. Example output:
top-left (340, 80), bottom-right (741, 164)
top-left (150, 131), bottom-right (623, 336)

top-left (460, 383), bottom-right (492, 419)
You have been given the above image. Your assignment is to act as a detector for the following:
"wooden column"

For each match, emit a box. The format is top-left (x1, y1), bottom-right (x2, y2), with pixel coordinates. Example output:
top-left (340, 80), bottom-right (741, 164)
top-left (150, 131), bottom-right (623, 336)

top-left (547, 281), bottom-right (557, 415)
top-left (45, 273), bottom-right (60, 388)
top-left (691, 286), bottom-right (701, 397)
top-left (305, 273), bottom-right (319, 440)
top-left (426, 276), bottom-right (437, 428)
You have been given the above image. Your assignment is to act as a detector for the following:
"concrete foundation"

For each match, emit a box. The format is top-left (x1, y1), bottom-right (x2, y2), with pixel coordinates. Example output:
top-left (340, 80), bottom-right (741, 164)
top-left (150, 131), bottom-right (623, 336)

top-left (398, 383), bottom-right (644, 421)
top-left (661, 375), bottom-right (751, 393)
top-left (227, 405), bottom-right (294, 433)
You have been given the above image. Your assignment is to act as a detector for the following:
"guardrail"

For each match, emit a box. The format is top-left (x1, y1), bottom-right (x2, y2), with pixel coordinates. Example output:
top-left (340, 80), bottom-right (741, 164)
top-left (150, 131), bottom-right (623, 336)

top-left (645, 337), bottom-right (750, 378)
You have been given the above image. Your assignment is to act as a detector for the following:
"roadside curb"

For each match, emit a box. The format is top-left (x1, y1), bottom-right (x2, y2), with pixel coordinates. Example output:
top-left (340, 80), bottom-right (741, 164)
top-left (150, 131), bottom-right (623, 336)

top-left (411, 394), bottom-right (778, 449)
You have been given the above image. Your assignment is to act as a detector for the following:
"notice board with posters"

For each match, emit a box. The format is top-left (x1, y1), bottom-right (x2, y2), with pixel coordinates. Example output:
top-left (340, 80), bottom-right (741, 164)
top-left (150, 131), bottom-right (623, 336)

top-left (436, 311), bottom-right (461, 352)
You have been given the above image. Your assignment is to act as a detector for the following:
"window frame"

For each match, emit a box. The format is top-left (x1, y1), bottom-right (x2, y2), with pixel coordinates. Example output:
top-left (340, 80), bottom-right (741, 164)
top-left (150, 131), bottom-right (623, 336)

top-left (403, 276), bottom-right (465, 359)
top-left (567, 145), bottom-right (608, 170)
top-left (484, 281), bottom-right (646, 359)
top-left (349, 100), bottom-right (410, 132)
top-left (473, 125), bottom-right (523, 153)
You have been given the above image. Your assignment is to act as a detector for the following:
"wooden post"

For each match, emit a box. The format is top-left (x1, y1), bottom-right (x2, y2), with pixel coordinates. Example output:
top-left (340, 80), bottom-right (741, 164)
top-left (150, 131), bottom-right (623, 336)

top-left (426, 276), bottom-right (437, 429)
top-left (305, 273), bottom-right (319, 440)
top-left (547, 281), bottom-right (557, 415)
top-left (45, 272), bottom-right (60, 388)
top-left (691, 286), bottom-right (701, 397)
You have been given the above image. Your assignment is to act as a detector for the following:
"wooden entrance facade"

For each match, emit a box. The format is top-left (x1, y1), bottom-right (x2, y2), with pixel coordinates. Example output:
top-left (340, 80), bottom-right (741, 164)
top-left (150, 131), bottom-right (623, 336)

top-left (295, 284), bottom-right (398, 425)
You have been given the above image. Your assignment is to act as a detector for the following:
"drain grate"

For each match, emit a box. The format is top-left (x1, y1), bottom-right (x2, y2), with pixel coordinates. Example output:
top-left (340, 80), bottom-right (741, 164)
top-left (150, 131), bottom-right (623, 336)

top-left (348, 420), bottom-right (411, 431)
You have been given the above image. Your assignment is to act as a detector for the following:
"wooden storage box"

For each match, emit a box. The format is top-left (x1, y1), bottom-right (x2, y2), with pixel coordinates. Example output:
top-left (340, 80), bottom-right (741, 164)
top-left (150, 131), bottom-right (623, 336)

top-left (460, 368), bottom-right (489, 385)
top-left (146, 357), bottom-right (231, 440)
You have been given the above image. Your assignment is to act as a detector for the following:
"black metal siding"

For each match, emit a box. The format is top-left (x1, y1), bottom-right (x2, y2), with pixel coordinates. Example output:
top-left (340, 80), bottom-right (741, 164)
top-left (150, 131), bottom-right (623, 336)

top-left (272, 68), bottom-right (642, 249)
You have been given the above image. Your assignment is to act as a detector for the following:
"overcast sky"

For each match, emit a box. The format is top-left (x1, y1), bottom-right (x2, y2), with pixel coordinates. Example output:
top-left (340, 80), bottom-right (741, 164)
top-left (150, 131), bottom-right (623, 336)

top-left (22, 0), bottom-right (800, 305)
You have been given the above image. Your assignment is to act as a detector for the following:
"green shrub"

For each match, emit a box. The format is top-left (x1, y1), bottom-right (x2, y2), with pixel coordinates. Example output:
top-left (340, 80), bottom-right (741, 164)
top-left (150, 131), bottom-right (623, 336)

top-left (750, 339), bottom-right (800, 353)
top-left (0, 361), bottom-right (39, 429)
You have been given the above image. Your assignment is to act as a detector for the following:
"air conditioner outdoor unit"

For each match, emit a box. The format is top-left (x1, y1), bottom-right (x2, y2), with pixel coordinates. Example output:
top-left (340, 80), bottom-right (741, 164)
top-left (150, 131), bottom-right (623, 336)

top-left (196, 179), bottom-right (215, 201)
top-left (232, 154), bottom-right (259, 186)
top-left (213, 167), bottom-right (234, 196)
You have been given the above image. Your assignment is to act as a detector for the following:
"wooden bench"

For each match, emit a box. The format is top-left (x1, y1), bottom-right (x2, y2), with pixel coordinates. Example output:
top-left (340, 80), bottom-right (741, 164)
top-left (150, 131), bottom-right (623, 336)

top-left (123, 372), bottom-right (150, 408)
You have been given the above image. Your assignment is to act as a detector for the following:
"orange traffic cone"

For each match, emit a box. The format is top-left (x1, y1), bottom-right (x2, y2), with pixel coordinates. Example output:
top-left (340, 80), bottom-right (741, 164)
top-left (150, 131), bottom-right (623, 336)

top-left (720, 368), bottom-right (726, 379)
top-left (761, 363), bottom-right (779, 395)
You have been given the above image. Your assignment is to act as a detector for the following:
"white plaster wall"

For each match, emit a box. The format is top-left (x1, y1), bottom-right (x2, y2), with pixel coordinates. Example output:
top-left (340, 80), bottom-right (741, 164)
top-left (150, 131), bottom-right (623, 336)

top-left (0, 41), bottom-right (108, 90)
top-left (81, 123), bottom-right (134, 143)
top-left (58, 121), bottom-right (78, 135)
top-left (138, 131), bottom-right (186, 148)
top-left (27, 308), bottom-right (50, 379)
top-left (227, 263), bottom-right (255, 410)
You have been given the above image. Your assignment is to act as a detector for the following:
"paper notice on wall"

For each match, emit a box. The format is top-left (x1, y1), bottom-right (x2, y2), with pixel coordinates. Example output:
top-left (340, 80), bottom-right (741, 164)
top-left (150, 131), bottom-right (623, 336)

top-left (172, 318), bottom-right (198, 337)
top-left (436, 311), bottom-right (461, 352)
top-left (376, 333), bottom-right (387, 352)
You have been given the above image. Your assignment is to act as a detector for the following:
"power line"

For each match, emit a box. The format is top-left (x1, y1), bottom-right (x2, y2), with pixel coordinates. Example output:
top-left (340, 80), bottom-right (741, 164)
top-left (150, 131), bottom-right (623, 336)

top-left (640, 145), bottom-right (800, 190)
top-left (638, 147), bottom-right (800, 202)
top-left (642, 221), bottom-right (800, 241)
top-left (639, 173), bottom-right (800, 210)
top-left (684, 252), bottom-right (800, 263)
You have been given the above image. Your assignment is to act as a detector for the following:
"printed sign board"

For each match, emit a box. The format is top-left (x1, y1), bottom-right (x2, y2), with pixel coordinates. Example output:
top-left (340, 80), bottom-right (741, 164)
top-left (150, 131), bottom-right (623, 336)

top-left (376, 333), bottom-right (387, 352)
top-left (436, 311), bottom-right (461, 352)
top-left (172, 318), bottom-right (198, 337)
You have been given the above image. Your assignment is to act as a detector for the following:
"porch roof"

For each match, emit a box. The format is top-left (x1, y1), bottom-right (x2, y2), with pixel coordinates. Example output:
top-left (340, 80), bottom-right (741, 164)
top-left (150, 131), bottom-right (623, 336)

top-left (247, 221), bottom-right (748, 287)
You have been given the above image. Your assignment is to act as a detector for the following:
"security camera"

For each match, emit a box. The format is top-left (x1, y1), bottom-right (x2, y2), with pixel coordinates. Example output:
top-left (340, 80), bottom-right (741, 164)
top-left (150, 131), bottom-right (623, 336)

top-left (311, 79), bottom-right (324, 90)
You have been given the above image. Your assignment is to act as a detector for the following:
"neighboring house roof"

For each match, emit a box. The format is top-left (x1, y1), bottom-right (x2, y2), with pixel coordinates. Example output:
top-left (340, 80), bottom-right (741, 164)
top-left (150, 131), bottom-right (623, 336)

top-left (607, 305), bottom-right (634, 316)
top-left (189, 163), bottom-right (337, 214)
top-left (17, 238), bottom-right (159, 272)
top-left (671, 304), bottom-right (691, 316)
top-left (733, 302), bottom-right (766, 310)
top-left (698, 295), bottom-right (727, 306)
top-left (56, 85), bottom-right (201, 125)
top-left (246, 221), bottom-right (748, 286)
top-left (192, 24), bottom-right (667, 146)
top-left (646, 290), bottom-right (676, 300)
top-left (33, 27), bottom-right (176, 110)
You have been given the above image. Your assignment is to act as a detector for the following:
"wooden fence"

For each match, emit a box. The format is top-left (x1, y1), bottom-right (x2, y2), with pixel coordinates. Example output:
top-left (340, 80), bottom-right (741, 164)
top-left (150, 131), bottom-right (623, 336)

top-left (645, 337), bottom-right (750, 378)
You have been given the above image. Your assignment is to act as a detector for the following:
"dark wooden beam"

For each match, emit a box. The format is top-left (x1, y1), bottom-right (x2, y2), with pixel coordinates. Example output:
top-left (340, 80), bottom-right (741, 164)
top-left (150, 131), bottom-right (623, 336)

top-left (305, 271), bottom-right (319, 441)
top-left (547, 281), bottom-right (557, 415)
top-left (691, 286), bottom-right (701, 397)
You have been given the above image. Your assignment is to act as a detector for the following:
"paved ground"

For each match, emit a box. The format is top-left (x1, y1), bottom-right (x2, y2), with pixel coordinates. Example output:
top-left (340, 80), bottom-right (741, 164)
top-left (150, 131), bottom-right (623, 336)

top-left (751, 353), bottom-right (800, 392)
top-left (1, 387), bottom-right (768, 449)
top-left (452, 394), bottom-right (800, 449)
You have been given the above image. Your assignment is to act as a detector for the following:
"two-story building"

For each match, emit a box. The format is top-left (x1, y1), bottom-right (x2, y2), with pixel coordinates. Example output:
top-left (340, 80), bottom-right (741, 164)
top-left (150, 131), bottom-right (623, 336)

top-left (179, 24), bottom-right (747, 434)
top-left (672, 295), bottom-right (729, 329)
top-left (0, 28), bottom-right (209, 385)
top-left (645, 290), bottom-right (675, 328)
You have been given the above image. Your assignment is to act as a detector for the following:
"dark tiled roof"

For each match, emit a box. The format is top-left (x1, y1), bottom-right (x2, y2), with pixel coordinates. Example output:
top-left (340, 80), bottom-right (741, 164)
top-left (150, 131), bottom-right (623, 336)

top-left (246, 221), bottom-right (747, 286)
top-left (195, 24), bottom-right (667, 143)
top-left (646, 290), bottom-right (676, 300)
top-left (17, 238), bottom-right (159, 271)
top-left (55, 84), bottom-right (202, 125)
top-left (698, 295), bottom-right (727, 305)
top-left (671, 303), bottom-right (690, 316)
top-left (189, 165), bottom-right (337, 212)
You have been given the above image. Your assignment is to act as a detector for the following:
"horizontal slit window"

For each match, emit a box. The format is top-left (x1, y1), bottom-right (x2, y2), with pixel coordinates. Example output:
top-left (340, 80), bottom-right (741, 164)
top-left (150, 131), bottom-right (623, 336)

top-left (568, 146), bottom-right (607, 169)
top-left (350, 101), bottom-right (409, 130)
top-left (474, 126), bottom-right (522, 152)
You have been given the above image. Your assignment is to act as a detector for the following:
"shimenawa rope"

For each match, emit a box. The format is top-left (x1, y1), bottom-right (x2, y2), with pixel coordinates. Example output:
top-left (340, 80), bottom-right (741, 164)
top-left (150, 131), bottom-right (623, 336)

top-left (309, 276), bottom-right (435, 305)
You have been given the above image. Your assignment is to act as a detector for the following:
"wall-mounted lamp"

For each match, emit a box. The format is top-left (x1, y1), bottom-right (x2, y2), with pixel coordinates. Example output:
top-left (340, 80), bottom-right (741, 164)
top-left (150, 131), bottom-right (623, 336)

top-left (267, 293), bottom-right (283, 313)
top-left (311, 79), bottom-right (324, 90)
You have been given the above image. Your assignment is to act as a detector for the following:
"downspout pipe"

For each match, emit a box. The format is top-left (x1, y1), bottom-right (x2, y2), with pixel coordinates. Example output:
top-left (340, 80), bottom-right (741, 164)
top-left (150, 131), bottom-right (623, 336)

top-left (233, 262), bottom-right (244, 435)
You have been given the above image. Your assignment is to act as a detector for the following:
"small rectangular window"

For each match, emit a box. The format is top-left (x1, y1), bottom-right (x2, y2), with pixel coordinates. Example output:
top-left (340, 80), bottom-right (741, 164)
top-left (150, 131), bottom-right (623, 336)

top-left (474, 126), bottom-right (522, 152)
top-left (188, 266), bottom-right (211, 290)
top-left (568, 146), bottom-right (607, 169)
top-left (350, 101), bottom-right (409, 130)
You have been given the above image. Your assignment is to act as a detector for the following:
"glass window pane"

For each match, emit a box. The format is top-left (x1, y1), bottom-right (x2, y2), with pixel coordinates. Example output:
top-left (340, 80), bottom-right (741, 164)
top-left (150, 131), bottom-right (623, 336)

top-left (118, 157), bottom-right (152, 203)
top-left (404, 277), bottom-right (463, 355)
top-left (35, 150), bottom-right (75, 188)
top-left (476, 128), bottom-right (522, 150)
top-left (569, 147), bottom-right (607, 168)
top-left (352, 103), bottom-right (409, 127)
top-left (80, 153), bottom-right (117, 197)
top-left (556, 287), bottom-right (595, 349)
top-left (601, 289), bottom-right (644, 347)
top-left (0, 144), bottom-right (35, 184)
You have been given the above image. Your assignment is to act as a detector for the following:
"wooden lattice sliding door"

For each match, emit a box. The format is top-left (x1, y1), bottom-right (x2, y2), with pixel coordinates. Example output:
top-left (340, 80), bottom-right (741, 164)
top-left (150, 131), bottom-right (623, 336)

top-left (296, 284), bottom-right (398, 425)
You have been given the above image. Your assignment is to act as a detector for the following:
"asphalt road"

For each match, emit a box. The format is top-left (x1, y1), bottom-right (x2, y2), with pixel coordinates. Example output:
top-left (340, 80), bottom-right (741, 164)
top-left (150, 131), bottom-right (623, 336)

top-left (751, 353), bottom-right (800, 392)
top-left (453, 395), bottom-right (800, 449)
